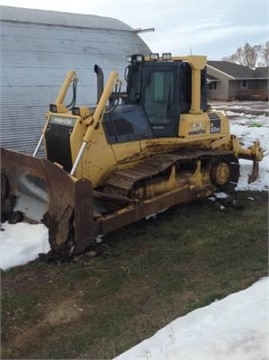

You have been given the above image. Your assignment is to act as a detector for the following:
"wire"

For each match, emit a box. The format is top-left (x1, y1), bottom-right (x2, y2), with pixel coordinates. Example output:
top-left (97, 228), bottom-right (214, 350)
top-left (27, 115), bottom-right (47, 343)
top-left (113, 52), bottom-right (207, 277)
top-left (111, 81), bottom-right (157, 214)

top-left (66, 78), bottom-right (78, 109)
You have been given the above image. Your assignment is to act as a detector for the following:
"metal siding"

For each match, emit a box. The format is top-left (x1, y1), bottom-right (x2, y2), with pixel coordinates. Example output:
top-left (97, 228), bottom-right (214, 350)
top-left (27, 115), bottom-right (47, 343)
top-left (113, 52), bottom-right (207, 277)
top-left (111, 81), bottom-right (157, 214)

top-left (0, 8), bottom-right (151, 155)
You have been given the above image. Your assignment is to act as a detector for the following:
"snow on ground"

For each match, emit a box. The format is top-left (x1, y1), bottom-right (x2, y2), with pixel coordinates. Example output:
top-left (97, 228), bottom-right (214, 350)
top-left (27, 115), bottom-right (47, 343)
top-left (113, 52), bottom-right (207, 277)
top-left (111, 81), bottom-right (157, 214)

top-left (0, 102), bottom-right (268, 359)
top-left (0, 222), bottom-right (49, 271)
top-left (227, 106), bottom-right (269, 192)
top-left (114, 277), bottom-right (268, 360)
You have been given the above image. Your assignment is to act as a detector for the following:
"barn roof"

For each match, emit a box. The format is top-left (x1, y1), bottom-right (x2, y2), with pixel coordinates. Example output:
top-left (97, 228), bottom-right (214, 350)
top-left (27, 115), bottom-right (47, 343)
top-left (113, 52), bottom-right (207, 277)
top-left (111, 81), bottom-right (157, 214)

top-left (0, 5), bottom-right (132, 31)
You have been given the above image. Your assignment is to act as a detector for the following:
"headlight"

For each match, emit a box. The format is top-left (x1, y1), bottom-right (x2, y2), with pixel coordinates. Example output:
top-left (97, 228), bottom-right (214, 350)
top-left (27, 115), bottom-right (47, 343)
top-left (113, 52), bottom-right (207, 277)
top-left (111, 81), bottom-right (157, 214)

top-left (162, 53), bottom-right (172, 60)
top-left (150, 53), bottom-right (159, 60)
top-left (49, 104), bottom-right (58, 113)
top-left (134, 54), bottom-right (144, 62)
top-left (72, 107), bottom-right (81, 116)
top-left (126, 54), bottom-right (145, 63)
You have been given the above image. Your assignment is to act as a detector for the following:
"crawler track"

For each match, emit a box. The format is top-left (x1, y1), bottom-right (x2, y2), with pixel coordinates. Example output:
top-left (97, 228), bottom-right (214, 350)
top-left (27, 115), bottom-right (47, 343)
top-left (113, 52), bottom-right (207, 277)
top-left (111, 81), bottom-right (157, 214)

top-left (102, 149), bottom-right (240, 199)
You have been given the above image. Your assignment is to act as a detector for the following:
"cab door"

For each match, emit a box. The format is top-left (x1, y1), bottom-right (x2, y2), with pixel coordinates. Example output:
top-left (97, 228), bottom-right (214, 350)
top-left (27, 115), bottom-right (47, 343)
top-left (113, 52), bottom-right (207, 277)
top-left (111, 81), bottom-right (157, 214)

top-left (141, 65), bottom-right (179, 138)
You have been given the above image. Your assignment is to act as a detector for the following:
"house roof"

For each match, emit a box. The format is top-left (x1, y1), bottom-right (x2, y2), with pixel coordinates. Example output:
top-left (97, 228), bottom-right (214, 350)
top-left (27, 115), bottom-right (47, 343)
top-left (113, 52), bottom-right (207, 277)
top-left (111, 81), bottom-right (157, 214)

top-left (207, 74), bottom-right (219, 81)
top-left (207, 61), bottom-right (255, 79)
top-left (254, 67), bottom-right (269, 78)
top-left (207, 61), bottom-right (268, 80)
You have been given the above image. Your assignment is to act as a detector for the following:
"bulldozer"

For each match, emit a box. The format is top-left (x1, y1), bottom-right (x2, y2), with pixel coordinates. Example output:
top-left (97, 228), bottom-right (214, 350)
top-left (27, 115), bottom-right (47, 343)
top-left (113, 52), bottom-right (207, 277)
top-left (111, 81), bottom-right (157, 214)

top-left (1, 53), bottom-right (263, 258)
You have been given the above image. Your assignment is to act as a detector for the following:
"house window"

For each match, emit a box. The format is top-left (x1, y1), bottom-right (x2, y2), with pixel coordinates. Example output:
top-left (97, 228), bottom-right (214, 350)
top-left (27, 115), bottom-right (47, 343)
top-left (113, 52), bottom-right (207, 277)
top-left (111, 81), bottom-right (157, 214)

top-left (208, 82), bottom-right (217, 90)
top-left (242, 80), bottom-right (248, 88)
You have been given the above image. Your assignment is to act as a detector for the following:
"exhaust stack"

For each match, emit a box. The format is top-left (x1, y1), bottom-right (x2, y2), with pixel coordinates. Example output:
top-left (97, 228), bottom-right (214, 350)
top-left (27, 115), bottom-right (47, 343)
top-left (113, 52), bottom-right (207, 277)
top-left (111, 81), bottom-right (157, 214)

top-left (94, 64), bottom-right (104, 103)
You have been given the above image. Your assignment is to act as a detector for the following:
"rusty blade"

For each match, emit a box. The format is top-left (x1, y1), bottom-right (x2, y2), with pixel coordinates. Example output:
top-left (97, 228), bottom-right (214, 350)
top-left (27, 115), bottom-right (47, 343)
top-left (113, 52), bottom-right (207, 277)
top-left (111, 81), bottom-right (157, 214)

top-left (1, 148), bottom-right (94, 256)
top-left (2, 148), bottom-right (50, 222)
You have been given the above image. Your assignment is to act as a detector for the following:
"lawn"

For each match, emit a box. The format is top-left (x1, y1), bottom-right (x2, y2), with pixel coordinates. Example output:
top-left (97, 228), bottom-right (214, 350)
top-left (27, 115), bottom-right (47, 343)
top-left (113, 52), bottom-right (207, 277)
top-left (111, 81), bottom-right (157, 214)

top-left (1, 190), bottom-right (268, 359)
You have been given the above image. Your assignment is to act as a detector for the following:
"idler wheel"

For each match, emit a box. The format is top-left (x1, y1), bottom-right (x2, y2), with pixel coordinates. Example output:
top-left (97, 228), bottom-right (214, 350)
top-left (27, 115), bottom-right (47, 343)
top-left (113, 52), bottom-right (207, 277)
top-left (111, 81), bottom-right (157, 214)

top-left (210, 161), bottom-right (230, 186)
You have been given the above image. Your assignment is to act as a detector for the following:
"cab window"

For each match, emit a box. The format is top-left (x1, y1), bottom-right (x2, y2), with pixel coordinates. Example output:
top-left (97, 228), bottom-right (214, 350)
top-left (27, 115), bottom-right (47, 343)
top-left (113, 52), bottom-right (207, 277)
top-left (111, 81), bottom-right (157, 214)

top-left (143, 71), bottom-right (174, 124)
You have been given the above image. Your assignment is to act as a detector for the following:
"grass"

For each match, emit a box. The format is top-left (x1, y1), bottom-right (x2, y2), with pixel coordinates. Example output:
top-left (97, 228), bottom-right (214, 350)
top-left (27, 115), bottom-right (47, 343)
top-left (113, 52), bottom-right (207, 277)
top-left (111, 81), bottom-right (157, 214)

top-left (249, 121), bottom-right (263, 127)
top-left (1, 190), bottom-right (268, 359)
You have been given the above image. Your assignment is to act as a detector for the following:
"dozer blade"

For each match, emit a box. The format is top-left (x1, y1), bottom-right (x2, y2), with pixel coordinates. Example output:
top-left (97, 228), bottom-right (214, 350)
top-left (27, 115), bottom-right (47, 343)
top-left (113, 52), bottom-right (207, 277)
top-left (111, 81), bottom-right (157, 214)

top-left (1, 148), bottom-right (95, 257)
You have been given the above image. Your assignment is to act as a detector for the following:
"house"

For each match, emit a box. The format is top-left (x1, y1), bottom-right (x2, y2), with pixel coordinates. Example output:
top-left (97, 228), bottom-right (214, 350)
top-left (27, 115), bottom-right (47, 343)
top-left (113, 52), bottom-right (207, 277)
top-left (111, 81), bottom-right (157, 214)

top-left (0, 6), bottom-right (150, 154)
top-left (207, 61), bottom-right (269, 101)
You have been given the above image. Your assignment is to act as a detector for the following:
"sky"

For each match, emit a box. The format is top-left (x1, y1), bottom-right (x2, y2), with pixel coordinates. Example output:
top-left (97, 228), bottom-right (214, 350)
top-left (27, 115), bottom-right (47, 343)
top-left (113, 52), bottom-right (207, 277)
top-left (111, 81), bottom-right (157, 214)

top-left (0, 0), bottom-right (268, 60)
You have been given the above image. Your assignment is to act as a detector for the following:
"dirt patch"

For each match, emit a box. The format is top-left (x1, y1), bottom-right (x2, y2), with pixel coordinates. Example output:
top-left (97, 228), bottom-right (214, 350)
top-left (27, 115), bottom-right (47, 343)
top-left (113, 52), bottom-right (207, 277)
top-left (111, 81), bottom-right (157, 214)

top-left (11, 323), bottom-right (42, 352)
top-left (44, 298), bottom-right (84, 326)
top-left (8, 297), bottom-right (85, 353)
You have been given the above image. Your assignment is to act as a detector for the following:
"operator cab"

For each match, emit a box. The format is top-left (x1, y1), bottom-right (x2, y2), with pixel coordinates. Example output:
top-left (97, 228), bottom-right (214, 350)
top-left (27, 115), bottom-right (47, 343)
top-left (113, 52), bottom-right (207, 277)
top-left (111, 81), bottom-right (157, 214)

top-left (103, 53), bottom-right (208, 143)
top-left (125, 53), bottom-right (208, 138)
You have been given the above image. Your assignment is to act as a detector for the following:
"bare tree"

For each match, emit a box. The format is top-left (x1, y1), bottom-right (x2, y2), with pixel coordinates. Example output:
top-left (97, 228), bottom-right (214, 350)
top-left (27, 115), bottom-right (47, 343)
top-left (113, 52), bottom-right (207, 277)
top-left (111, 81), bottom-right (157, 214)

top-left (223, 42), bottom-right (268, 68)
top-left (262, 41), bottom-right (269, 66)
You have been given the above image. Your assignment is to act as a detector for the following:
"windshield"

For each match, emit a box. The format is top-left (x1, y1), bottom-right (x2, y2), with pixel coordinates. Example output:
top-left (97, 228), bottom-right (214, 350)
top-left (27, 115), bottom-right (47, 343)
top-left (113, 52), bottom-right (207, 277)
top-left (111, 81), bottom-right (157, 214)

top-left (143, 71), bottom-right (174, 124)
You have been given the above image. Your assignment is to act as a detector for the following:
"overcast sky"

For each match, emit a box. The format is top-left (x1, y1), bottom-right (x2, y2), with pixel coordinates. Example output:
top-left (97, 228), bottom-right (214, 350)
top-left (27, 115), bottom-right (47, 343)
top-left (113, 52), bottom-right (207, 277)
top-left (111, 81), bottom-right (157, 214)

top-left (0, 0), bottom-right (268, 60)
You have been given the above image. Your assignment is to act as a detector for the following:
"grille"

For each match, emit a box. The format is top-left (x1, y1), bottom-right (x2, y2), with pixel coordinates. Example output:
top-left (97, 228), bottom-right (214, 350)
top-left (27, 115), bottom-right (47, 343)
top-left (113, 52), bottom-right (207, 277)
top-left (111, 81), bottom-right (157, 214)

top-left (45, 123), bottom-right (73, 172)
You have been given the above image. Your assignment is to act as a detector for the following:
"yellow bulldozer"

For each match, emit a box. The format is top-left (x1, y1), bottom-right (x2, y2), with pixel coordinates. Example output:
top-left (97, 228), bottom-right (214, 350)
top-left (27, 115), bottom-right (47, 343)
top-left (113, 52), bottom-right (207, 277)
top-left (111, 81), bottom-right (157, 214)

top-left (1, 53), bottom-right (263, 258)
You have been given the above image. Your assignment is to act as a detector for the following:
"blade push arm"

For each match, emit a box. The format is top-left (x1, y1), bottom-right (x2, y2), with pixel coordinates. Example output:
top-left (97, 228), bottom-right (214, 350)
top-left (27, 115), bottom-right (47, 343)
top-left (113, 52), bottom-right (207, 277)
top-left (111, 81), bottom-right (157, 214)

top-left (70, 71), bottom-right (121, 176)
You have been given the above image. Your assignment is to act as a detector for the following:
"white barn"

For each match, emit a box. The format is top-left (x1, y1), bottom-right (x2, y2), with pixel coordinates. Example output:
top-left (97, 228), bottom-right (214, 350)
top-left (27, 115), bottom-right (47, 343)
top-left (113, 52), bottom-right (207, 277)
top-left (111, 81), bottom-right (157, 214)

top-left (0, 6), bottom-right (151, 154)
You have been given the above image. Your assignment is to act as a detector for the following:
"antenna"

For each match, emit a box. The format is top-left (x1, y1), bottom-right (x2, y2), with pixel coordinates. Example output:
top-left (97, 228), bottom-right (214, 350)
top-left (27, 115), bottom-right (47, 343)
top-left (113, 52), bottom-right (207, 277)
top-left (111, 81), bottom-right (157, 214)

top-left (134, 28), bottom-right (155, 34)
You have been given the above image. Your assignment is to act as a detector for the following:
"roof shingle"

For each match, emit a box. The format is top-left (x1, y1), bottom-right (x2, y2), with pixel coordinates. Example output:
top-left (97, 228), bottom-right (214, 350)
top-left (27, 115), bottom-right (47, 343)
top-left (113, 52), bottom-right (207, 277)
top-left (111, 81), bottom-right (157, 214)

top-left (207, 61), bottom-right (267, 79)
top-left (207, 61), bottom-right (255, 79)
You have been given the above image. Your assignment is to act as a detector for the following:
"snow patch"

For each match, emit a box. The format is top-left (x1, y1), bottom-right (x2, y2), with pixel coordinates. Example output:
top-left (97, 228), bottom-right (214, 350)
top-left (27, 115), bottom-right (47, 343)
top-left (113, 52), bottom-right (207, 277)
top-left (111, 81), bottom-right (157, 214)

top-left (114, 277), bottom-right (268, 360)
top-left (0, 222), bottom-right (50, 271)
